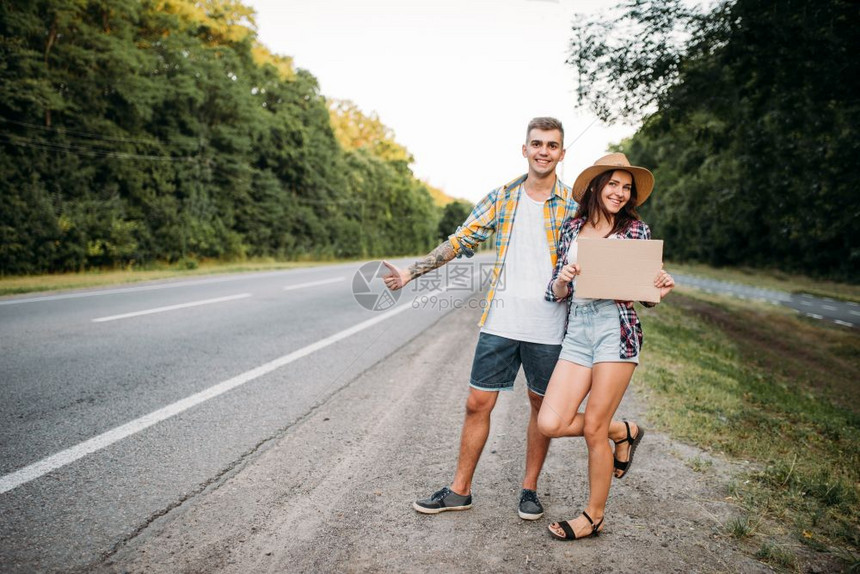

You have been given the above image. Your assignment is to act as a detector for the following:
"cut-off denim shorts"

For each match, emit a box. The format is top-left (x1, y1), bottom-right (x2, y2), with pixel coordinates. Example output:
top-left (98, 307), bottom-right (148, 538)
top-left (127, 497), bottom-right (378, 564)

top-left (559, 299), bottom-right (639, 368)
top-left (470, 332), bottom-right (561, 396)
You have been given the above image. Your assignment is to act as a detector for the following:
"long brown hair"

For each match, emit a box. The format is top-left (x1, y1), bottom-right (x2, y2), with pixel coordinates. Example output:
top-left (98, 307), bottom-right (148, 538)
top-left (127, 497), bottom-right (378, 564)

top-left (573, 169), bottom-right (640, 236)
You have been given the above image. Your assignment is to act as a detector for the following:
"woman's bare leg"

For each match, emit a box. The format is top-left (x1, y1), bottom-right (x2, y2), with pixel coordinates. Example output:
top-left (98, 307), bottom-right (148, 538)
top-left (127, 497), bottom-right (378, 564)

top-left (548, 362), bottom-right (635, 538)
top-left (537, 359), bottom-right (592, 439)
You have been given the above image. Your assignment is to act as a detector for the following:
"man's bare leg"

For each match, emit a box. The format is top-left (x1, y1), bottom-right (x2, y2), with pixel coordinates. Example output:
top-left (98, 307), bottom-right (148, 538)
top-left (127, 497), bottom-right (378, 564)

top-left (450, 387), bottom-right (498, 495)
top-left (522, 390), bottom-right (550, 491)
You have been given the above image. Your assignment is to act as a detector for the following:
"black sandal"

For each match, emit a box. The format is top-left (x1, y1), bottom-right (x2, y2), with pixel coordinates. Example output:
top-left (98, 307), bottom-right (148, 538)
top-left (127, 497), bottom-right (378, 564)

top-left (613, 421), bottom-right (645, 479)
top-left (548, 511), bottom-right (604, 540)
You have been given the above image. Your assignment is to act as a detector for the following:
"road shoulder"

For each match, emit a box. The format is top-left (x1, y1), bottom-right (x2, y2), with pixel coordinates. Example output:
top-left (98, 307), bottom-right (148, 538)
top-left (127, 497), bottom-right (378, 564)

top-left (99, 300), bottom-right (771, 573)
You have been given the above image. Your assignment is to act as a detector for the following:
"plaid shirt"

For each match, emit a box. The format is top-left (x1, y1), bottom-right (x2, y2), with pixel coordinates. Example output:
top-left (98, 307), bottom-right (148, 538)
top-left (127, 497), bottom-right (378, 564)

top-left (448, 174), bottom-right (576, 326)
top-left (545, 217), bottom-right (655, 359)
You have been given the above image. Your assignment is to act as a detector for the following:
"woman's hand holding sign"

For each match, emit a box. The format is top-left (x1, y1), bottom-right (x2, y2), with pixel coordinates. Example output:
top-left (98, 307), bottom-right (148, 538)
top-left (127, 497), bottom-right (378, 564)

top-left (551, 262), bottom-right (580, 299)
top-left (654, 266), bottom-right (675, 300)
top-left (558, 262), bottom-right (580, 283)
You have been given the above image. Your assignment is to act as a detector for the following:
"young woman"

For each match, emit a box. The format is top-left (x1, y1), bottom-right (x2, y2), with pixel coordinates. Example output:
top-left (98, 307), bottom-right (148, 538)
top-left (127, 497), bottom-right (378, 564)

top-left (537, 153), bottom-right (674, 540)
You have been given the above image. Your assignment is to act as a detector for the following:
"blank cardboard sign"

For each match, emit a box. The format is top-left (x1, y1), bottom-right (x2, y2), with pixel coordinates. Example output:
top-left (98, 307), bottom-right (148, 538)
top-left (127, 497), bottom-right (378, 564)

top-left (575, 238), bottom-right (664, 303)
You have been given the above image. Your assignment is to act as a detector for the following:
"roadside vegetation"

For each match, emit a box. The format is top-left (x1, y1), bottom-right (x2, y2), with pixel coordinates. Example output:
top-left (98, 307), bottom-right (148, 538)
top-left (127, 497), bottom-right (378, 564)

top-left (637, 290), bottom-right (859, 571)
top-left (1, 2), bottom-right (458, 275)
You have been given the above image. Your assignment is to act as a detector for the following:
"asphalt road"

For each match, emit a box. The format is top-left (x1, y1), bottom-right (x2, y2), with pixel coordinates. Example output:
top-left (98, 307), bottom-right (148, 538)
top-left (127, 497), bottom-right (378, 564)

top-left (0, 256), bottom-right (493, 572)
top-left (674, 273), bottom-right (858, 328)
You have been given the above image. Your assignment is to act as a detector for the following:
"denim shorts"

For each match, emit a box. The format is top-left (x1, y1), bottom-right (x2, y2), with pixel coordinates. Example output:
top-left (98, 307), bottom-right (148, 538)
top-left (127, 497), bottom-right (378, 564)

top-left (470, 332), bottom-right (562, 396)
top-left (559, 299), bottom-right (639, 368)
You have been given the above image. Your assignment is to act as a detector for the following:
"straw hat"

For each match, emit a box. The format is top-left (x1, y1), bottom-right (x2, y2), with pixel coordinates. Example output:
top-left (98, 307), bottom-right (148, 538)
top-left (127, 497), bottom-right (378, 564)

top-left (572, 153), bottom-right (654, 206)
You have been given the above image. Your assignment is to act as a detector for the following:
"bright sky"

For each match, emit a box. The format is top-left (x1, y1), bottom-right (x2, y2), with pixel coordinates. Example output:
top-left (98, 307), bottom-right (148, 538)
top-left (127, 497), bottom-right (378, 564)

top-left (245, 0), bottom-right (636, 204)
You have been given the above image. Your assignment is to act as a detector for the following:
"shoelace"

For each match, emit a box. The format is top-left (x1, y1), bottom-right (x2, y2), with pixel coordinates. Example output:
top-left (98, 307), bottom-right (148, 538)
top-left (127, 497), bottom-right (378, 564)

top-left (433, 487), bottom-right (451, 501)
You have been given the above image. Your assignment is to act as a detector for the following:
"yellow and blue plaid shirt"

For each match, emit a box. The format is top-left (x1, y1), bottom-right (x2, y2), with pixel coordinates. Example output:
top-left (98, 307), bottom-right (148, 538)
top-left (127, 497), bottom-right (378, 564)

top-left (447, 173), bottom-right (577, 326)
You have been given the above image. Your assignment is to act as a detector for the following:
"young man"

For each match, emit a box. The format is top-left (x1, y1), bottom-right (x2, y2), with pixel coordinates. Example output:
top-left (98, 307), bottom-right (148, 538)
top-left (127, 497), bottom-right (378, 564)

top-left (381, 117), bottom-right (573, 520)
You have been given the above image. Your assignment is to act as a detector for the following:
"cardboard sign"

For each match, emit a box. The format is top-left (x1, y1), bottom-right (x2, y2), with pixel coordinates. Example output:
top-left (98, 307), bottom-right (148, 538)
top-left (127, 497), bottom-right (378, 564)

top-left (574, 238), bottom-right (664, 303)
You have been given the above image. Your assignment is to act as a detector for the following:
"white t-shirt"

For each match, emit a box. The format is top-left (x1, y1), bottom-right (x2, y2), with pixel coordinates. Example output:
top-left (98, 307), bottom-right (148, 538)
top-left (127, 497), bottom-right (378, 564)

top-left (481, 191), bottom-right (566, 345)
top-left (565, 240), bottom-right (592, 305)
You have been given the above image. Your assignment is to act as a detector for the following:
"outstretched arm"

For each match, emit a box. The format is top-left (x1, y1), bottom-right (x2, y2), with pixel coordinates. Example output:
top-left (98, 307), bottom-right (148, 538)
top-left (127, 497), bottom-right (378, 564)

top-left (382, 241), bottom-right (457, 291)
top-left (383, 184), bottom-right (500, 291)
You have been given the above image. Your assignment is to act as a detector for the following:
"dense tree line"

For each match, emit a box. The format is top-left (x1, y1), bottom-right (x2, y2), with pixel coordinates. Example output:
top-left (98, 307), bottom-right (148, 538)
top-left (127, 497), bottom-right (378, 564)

top-left (0, 0), bottom-right (443, 275)
top-left (570, 0), bottom-right (859, 281)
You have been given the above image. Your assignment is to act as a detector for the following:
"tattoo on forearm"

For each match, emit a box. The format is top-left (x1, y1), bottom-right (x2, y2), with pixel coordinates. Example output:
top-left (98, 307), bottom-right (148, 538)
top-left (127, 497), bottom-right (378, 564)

top-left (407, 242), bottom-right (455, 280)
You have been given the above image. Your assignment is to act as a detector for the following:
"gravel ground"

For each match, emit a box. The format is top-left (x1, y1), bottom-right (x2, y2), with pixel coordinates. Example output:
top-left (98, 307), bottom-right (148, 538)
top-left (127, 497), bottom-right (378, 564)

top-left (94, 301), bottom-right (836, 573)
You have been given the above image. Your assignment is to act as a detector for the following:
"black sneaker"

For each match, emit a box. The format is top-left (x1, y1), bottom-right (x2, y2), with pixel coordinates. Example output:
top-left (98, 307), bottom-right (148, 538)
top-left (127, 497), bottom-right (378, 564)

top-left (413, 487), bottom-right (473, 514)
top-left (518, 489), bottom-right (544, 520)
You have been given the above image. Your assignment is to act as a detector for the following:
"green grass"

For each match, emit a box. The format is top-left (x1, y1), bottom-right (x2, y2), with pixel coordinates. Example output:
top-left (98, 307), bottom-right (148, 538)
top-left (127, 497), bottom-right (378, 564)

top-left (725, 514), bottom-right (758, 539)
top-left (686, 456), bottom-right (713, 473)
top-left (755, 541), bottom-right (798, 569)
top-left (636, 291), bottom-right (860, 570)
top-left (0, 257), bottom-right (360, 297)
top-left (667, 260), bottom-right (860, 303)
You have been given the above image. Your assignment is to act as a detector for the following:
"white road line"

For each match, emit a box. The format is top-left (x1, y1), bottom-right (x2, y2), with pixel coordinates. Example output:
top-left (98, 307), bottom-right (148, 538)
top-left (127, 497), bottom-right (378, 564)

top-left (806, 313), bottom-right (824, 320)
top-left (821, 305), bottom-right (837, 311)
top-left (800, 301), bottom-right (813, 306)
top-left (834, 320), bottom-right (853, 327)
top-left (0, 268), bottom-right (344, 306)
top-left (0, 272), bottom-right (292, 306)
top-left (92, 294), bottom-right (252, 323)
top-left (850, 310), bottom-right (860, 316)
top-left (282, 277), bottom-right (344, 291)
top-left (0, 285), bottom-right (458, 495)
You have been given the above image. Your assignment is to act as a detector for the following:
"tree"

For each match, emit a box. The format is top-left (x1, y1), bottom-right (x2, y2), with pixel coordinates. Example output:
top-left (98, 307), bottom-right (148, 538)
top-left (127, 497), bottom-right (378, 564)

top-left (327, 99), bottom-right (413, 163)
top-left (437, 200), bottom-right (473, 242)
top-left (0, 0), bottom-right (444, 274)
top-left (568, 0), bottom-right (860, 280)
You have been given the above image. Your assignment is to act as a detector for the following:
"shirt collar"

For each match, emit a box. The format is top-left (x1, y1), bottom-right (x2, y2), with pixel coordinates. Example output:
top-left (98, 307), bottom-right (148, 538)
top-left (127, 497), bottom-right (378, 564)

top-left (505, 174), bottom-right (571, 200)
top-left (553, 177), bottom-right (572, 200)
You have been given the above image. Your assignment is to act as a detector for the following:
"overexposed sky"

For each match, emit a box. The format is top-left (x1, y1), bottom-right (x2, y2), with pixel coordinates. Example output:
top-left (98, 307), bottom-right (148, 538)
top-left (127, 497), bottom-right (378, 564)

top-left (245, 0), bottom-right (636, 203)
